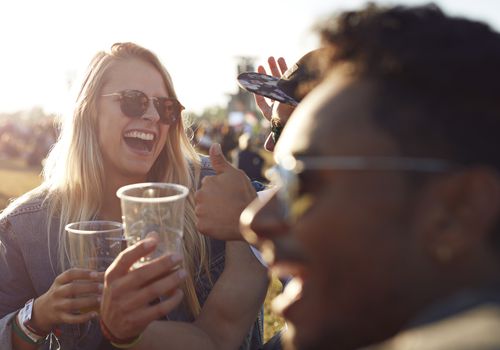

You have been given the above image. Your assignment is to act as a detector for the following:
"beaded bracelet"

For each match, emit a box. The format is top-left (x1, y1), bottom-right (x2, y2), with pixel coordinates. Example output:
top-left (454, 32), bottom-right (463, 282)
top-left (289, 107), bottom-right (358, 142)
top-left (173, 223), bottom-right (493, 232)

top-left (111, 334), bottom-right (143, 349)
top-left (100, 318), bottom-right (142, 349)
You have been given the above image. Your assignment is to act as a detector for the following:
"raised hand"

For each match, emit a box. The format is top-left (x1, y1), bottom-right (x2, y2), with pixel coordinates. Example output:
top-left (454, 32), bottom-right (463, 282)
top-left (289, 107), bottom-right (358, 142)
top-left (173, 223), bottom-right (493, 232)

top-left (254, 56), bottom-right (288, 121)
top-left (195, 143), bottom-right (257, 240)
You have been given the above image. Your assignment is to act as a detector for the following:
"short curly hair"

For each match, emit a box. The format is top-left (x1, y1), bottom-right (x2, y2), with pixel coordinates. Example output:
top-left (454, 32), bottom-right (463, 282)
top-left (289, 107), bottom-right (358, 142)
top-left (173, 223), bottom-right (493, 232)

top-left (318, 3), bottom-right (500, 250)
top-left (319, 3), bottom-right (500, 167)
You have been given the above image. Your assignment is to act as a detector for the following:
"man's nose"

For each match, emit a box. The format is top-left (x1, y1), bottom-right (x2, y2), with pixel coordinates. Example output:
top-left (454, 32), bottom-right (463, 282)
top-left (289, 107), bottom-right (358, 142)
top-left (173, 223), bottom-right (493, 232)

top-left (240, 188), bottom-right (289, 246)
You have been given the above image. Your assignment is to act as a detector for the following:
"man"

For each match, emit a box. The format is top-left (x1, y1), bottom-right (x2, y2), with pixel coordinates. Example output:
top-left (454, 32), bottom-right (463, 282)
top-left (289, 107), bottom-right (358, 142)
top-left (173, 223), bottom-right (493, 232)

top-left (241, 4), bottom-right (500, 350)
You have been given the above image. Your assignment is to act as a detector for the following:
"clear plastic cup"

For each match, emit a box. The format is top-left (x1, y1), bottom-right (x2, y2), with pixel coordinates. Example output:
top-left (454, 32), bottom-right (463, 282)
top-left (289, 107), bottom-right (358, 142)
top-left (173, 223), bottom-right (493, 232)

top-left (66, 220), bottom-right (124, 271)
top-left (116, 182), bottom-right (188, 267)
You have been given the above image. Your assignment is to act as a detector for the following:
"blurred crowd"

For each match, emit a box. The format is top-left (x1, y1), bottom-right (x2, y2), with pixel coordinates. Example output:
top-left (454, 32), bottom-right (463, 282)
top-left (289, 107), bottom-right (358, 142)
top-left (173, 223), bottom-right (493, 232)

top-left (193, 120), bottom-right (270, 183)
top-left (0, 117), bottom-right (58, 167)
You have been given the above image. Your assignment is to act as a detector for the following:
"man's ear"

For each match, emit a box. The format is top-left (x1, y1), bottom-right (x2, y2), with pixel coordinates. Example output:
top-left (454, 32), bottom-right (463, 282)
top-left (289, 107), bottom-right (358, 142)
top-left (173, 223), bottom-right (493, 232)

top-left (414, 168), bottom-right (500, 263)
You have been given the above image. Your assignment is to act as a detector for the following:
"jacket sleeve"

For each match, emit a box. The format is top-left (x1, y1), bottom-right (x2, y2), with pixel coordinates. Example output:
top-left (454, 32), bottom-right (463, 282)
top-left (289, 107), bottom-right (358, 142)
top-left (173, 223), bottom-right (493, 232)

top-left (0, 219), bottom-right (37, 350)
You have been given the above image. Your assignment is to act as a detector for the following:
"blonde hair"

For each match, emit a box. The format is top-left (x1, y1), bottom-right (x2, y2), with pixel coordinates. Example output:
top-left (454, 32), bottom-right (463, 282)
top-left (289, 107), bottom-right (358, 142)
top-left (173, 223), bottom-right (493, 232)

top-left (36, 42), bottom-right (209, 317)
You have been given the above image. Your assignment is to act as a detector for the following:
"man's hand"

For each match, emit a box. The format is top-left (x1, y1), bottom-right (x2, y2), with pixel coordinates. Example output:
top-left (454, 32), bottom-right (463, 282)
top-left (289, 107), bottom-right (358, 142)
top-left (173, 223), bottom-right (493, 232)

top-left (101, 237), bottom-right (185, 341)
top-left (195, 143), bottom-right (257, 240)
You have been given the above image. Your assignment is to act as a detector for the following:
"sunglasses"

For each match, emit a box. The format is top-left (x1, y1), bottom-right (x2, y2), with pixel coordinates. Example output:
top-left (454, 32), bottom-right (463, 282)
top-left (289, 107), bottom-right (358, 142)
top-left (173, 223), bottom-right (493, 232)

top-left (267, 154), bottom-right (457, 223)
top-left (102, 90), bottom-right (184, 125)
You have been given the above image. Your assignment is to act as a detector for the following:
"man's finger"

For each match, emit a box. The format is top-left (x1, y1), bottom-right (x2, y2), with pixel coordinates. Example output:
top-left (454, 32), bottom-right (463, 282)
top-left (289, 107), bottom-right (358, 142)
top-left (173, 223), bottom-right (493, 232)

top-left (105, 237), bottom-right (158, 282)
top-left (277, 57), bottom-right (288, 75)
top-left (255, 94), bottom-right (272, 121)
top-left (268, 56), bottom-right (281, 77)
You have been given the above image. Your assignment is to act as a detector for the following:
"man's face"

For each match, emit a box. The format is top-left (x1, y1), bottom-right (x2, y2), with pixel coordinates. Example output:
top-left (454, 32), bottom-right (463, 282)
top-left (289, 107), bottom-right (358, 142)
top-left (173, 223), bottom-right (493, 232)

top-left (245, 75), bottom-right (429, 350)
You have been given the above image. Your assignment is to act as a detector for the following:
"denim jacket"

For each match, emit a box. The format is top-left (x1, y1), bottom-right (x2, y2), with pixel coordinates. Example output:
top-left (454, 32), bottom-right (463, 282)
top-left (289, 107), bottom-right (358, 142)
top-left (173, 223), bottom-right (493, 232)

top-left (0, 156), bottom-right (263, 350)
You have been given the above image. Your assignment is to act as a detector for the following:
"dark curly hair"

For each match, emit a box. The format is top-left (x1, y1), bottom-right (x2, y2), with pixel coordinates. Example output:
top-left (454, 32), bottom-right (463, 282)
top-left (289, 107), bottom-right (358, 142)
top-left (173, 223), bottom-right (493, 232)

top-left (319, 3), bottom-right (500, 164)
top-left (318, 3), bottom-right (500, 248)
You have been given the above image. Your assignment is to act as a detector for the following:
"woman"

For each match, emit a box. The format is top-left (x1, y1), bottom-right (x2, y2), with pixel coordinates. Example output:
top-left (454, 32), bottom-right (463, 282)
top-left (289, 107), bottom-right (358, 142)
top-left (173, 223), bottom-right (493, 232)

top-left (0, 42), bottom-right (267, 350)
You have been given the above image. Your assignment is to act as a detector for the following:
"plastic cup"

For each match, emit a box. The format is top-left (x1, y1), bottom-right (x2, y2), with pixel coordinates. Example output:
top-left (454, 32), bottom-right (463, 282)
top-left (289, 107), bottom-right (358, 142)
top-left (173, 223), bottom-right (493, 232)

top-left (66, 220), bottom-right (124, 271)
top-left (116, 182), bottom-right (188, 267)
top-left (65, 220), bottom-right (124, 313)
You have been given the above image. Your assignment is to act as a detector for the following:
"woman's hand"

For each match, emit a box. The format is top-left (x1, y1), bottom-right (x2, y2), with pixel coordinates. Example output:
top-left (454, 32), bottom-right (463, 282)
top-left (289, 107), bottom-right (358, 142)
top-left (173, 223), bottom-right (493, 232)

top-left (100, 237), bottom-right (186, 340)
top-left (32, 268), bottom-right (104, 332)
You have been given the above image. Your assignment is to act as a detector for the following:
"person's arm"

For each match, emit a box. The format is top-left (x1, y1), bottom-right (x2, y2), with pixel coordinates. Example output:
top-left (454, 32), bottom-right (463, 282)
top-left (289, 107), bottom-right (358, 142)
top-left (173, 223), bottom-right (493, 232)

top-left (0, 221), bottom-right (35, 350)
top-left (133, 241), bottom-right (269, 350)
top-left (101, 235), bottom-right (269, 350)
top-left (100, 237), bottom-right (186, 345)
top-left (193, 240), bottom-right (268, 349)
top-left (0, 221), bottom-right (102, 350)
top-left (12, 269), bottom-right (103, 350)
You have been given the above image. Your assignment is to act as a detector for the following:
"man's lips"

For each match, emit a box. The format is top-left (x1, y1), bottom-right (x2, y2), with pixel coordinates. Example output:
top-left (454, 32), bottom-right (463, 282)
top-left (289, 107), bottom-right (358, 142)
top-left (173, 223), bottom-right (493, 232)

top-left (272, 276), bottom-right (304, 316)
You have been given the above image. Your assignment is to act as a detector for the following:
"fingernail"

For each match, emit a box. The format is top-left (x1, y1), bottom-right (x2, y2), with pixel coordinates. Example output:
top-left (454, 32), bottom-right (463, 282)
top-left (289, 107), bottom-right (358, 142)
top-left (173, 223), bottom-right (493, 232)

top-left (170, 254), bottom-right (183, 264)
top-left (177, 269), bottom-right (187, 279)
top-left (144, 238), bottom-right (157, 249)
top-left (214, 143), bottom-right (222, 155)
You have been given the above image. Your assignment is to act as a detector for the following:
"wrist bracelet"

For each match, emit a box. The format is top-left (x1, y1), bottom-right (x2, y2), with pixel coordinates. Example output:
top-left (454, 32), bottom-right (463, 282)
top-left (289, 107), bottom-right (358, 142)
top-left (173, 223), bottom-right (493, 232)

top-left (12, 314), bottom-right (44, 345)
top-left (100, 318), bottom-right (142, 348)
top-left (111, 333), bottom-right (143, 349)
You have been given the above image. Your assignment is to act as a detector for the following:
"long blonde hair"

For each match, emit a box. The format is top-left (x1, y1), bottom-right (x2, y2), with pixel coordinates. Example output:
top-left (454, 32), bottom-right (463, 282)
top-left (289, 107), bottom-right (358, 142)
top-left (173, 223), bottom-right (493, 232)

top-left (37, 42), bottom-right (209, 317)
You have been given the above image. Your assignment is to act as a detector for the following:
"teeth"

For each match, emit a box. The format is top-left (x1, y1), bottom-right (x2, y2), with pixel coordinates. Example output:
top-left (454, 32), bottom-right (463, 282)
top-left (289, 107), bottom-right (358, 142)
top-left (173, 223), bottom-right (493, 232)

top-left (124, 130), bottom-right (154, 141)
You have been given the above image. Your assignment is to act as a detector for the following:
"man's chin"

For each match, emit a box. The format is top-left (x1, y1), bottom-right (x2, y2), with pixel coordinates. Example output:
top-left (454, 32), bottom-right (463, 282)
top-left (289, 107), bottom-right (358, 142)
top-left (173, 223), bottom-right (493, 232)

top-left (282, 322), bottom-right (330, 350)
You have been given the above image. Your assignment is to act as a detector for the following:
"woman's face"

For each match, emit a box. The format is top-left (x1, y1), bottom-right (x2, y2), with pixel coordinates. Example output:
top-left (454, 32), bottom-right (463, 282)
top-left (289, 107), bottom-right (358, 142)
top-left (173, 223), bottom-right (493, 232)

top-left (98, 58), bottom-right (170, 183)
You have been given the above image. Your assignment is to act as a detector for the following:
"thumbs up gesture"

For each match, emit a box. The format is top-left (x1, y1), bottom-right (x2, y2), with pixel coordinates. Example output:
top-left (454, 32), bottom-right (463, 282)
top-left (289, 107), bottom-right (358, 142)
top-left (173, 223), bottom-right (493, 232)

top-left (195, 143), bottom-right (258, 240)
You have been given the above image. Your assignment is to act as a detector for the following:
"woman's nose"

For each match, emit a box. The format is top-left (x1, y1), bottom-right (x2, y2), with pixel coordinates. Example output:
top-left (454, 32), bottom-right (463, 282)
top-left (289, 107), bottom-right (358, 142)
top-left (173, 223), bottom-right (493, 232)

top-left (141, 100), bottom-right (161, 123)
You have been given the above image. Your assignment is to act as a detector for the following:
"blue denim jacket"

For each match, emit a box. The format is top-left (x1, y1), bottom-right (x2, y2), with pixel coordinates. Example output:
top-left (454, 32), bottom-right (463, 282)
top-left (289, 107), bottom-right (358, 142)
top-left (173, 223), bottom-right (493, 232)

top-left (0, 156), bottom-right (263, 350)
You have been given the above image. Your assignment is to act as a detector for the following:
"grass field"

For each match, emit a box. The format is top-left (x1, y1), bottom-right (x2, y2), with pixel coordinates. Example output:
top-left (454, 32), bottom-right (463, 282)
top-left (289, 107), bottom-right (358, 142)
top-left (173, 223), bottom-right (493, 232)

top-left (0, 158), bottom-right (285, 341)
top-left (0, 159), bottom-right (42, 209)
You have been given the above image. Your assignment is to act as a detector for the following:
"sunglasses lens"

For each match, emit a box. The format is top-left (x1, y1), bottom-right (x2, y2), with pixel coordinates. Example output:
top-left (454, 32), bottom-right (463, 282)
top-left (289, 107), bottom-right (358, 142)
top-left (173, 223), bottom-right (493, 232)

top-left (114, 90), bottom-right (181, 125)
top-left (155, 98), bottom-right (180, 125)
top-left (121, 91), bottom-right (149, 118)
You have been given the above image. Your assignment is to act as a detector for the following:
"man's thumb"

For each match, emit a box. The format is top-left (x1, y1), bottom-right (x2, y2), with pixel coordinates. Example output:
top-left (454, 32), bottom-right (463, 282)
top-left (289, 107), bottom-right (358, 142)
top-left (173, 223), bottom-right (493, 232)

top-left (209, 143), bottom-right (230, 174)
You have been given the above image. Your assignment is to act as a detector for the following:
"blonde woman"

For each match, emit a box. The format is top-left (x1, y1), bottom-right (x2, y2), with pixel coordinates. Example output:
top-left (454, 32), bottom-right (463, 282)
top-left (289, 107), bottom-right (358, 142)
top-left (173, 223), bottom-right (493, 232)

top-left (0, 42), bottom-right (268, 350)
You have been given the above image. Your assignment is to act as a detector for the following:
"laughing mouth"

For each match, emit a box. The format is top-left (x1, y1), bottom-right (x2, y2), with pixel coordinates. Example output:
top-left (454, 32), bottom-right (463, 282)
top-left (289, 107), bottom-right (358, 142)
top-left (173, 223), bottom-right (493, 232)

top-left (123, 130), bottom-right (156, 152)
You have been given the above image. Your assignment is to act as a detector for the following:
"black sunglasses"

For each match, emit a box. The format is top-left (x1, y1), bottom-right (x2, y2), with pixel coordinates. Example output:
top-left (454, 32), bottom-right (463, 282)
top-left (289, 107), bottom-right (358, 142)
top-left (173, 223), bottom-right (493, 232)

top-left (102, 89), bottom-right (184, 125)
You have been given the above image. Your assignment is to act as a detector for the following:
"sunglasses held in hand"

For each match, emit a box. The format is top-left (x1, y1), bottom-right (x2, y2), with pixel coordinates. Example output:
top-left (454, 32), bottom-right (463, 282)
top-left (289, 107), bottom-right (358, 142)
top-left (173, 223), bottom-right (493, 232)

top-left (102, 89), bottom-right (184, 125)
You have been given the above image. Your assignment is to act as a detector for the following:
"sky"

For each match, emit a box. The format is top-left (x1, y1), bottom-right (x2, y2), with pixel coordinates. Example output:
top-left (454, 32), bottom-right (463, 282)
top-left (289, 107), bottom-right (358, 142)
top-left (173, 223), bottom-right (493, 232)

top-left (1, 0), bottom-right (500, 116)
